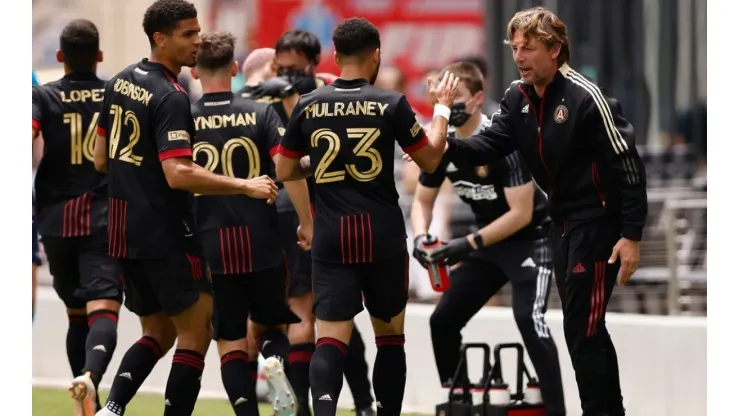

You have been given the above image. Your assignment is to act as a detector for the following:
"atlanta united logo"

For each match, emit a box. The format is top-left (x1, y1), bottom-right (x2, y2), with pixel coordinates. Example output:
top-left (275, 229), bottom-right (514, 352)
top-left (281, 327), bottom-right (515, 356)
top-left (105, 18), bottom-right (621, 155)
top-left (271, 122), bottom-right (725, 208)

top-left (476, 166), bottom-right (488, 178)
top-left (554, 105), bottom-right (568, 123)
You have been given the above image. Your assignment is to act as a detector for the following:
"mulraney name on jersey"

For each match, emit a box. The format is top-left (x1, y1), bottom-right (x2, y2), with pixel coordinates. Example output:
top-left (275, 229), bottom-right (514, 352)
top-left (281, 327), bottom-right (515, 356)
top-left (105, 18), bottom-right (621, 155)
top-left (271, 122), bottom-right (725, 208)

top-left (304, 101), bottom-right (389, 119)
top-left (113, 79), bottom-right (154, 106)
top-left (194, 112), bottom-right (257, 131)
top-left (452, 180), bottom-right (499, 201)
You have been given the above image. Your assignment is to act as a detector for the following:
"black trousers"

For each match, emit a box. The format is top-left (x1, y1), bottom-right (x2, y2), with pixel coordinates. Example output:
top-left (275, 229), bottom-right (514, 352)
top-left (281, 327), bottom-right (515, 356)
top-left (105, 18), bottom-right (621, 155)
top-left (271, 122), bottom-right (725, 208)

top-left (553, 218), bottom-right (625, 416)
top-left (429, 238), bottom-right (565, 416)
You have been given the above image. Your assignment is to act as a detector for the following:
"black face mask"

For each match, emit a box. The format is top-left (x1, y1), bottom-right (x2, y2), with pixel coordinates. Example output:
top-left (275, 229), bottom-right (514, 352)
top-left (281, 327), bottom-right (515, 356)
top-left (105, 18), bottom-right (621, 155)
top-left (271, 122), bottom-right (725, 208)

top-left (283, 70), bottom-right (318, 95)
top-left (449, 102), bottom-right (472, 127)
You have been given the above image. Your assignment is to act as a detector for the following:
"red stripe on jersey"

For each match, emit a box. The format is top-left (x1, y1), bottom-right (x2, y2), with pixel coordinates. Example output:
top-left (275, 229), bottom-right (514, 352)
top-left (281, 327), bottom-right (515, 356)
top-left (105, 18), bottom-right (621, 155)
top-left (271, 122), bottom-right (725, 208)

top-left (219, 229), bottom-right (228, 274)
top-left (340, 217), bottom-right (345, 263)
top-left (108, 199), bottom-right (115, 255)
top-left (354, 215), bottom-right (359, 264)
top-left (361, 214), bottom-right (366, 263)
top-left (367, 214), bottom-right (373, 262)
top-left (73, 194), bottom-right (81, 236)
top-left (268, 145), bottom-right (280, 158)
top-left (32, 119), bottom-right (40, 130)
top-left (402, 136), bottom-right (429, 153)
top-left (164, 72), bottom-right (186, 93)
top-left (159, 148), bottom-right (192, 161)
top-left (86, 194), bottom-right (92, 236)
top-left (231, 227), bottom-right (240, 275)
top-left (276, 145), bottom-right (304, 159)
top-left (244, 226), bottom-right (253, 273)
top-left (225, 227), bottom-right (234, 274)
top-left (121, 200), bottom-right (128, 257)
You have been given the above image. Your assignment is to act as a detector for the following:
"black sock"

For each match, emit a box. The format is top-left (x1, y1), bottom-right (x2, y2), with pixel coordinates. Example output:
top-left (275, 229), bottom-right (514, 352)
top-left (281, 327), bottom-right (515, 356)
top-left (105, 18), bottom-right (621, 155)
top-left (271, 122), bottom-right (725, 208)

top-left (344, 326), bottom-right (374, 409)
top-left (104, 336), bottom-right (164, 415)
top-left (84, 310), bottom-right (119, 386)
top-left (66, 314), bottom-right (89, 377)
top-left (221, 350), bottom-right (259, 416)
top-left (310, 338), bottom-right (347, 415)
top-left (289, 342), bottom-right (314, 416)
top-left (373, 335), bottom-right (406, 416)
top-left (248, 360), bottom-right (258, 384)
top-left (258, 329), bottom-right (291, 368)
top-left (163, 349), bottom-right (205, 416)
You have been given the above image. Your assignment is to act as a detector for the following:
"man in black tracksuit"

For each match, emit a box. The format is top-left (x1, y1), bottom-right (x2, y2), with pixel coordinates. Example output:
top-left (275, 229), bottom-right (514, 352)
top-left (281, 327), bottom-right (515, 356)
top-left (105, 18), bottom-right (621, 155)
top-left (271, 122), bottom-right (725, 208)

top-left (423, 7), bottom-right (647, 416)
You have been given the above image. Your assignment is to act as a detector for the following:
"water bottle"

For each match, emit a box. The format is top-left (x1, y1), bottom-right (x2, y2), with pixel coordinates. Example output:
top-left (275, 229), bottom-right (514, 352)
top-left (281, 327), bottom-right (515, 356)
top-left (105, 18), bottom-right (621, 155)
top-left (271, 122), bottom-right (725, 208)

top-left (524, 379), bottom-right (543, 404)
top-left (422, 234), bottom-right (450, 292)
top-left (489, 380), bottom-right (511, 406)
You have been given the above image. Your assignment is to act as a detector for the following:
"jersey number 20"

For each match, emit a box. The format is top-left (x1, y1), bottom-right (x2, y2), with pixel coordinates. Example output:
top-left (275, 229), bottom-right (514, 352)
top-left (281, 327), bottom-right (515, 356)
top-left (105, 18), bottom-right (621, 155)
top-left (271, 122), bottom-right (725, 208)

top-left (311, 127), bottom-right (382, 183)
top-left (192, 137), bottom-right (261, 179)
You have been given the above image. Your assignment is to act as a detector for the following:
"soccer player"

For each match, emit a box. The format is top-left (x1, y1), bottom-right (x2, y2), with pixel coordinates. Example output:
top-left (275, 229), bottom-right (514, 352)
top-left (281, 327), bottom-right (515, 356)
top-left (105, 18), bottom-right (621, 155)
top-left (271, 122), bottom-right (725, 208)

top-left (189, 31), bottom-right (306, 416)
top-left (417, 7), bottom-right (648, 415)
top-left (32, 20), bottom-right (123, 416)
top-left (240, 32), bottom-right (377, 416)
top-left (275, 17), bottom-right (459, 415)
top-left (410, 62), bottom-right (565, 415)
top-left (92, 2), bottom-right (277, 415)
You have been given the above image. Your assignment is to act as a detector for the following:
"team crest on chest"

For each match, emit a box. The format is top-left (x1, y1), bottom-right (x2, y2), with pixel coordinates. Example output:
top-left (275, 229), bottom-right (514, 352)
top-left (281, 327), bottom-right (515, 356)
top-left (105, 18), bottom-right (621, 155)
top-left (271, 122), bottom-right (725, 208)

top-left (554, 105), bottom-right (568, 123)
top-left (476, 165), bottom-right (488, 178)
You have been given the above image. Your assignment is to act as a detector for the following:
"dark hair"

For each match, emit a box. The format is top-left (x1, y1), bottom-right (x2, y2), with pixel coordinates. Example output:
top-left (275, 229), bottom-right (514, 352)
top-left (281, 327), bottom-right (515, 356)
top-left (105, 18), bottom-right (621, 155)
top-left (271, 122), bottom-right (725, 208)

top-left (275, 30), bottom-right (321, 65)
top-left (60, 19), bottom-right (99, 72)
top-left (196, 32), bottom-right (236, 71)
top-left (456, 55), bottom-right (488, 79)
top-left (439, 62), bottom-right (484, 94)
top-left (332, 17), bottom-right (380, 58)
top-left (143, 0), bottom-right (198, 48)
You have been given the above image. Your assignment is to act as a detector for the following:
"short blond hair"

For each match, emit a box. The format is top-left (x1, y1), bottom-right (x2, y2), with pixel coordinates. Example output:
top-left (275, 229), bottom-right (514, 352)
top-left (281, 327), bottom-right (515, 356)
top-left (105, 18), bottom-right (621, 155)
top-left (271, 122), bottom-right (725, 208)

top-left (197, 31), bottom-right (236, 71)
top-left (506, 7), bottom-right (570, 66)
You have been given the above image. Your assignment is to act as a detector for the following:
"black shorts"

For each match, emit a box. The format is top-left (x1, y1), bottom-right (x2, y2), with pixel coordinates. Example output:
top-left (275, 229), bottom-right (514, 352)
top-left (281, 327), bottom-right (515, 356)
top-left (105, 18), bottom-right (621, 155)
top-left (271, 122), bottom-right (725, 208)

top-left (119, 252), bottom-right (211, 317)
top-left (32, 216), bottom-right (41, 266)
top-left (278, 210), bottom-right (312, 297)
top-left (312, 251), bottom-right (409, 322)
top-left (212, 264), bottom-right (300, 341)
top-left (42, 234), bottom-right (122, 310)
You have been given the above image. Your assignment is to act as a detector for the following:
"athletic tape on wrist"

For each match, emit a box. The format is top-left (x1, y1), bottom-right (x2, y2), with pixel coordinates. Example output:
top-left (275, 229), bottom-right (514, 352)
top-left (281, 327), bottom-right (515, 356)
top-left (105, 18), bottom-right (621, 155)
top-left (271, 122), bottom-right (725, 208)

top-left (433, 104), bottom-right (451, 121)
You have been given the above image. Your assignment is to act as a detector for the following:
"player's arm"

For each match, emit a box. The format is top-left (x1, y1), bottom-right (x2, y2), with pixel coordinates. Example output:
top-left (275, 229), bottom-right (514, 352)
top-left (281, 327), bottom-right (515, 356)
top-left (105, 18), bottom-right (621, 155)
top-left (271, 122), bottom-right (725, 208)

top-left (264, 105), bottom-right (313, 226)
top-left (409, 164), bottom-right (446, 266)
top-left (31, 86), bottom-right (43, 140)
top-left (275, 99), bottom-right (312, 181)
top-left (402, 72), bottom-right (460, 173)
top-left (157, 92), bottom-right (277, 199)
top-left (444, 86), bottom-right (519, 166)
top-left (93, 86), bottom-right (111, 172)
top-left (587, 93), bottom-right (648, 242)
top-left (427, 152), bottom-right (535, 265)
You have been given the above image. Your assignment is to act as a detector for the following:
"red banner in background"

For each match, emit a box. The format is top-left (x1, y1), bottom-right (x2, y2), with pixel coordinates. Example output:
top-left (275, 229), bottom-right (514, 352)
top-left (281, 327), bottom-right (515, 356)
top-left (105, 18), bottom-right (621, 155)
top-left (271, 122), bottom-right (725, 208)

top-left (256, 0), bottom-right (484, 119)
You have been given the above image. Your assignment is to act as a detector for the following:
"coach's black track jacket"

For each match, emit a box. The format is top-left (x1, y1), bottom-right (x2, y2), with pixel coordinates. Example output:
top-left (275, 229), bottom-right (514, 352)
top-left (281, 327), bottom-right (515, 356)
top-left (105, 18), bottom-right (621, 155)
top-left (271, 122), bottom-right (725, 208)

top-left (446, 64), bottom-right (647, 241)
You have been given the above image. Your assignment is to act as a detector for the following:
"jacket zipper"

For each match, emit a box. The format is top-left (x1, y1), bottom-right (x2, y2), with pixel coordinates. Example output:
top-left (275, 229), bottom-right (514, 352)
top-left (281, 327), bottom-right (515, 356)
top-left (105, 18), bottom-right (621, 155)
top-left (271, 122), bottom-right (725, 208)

top-left (519, 85), bottom-right (564, 233)
top-left (591, 161), bottom-right (606, 207)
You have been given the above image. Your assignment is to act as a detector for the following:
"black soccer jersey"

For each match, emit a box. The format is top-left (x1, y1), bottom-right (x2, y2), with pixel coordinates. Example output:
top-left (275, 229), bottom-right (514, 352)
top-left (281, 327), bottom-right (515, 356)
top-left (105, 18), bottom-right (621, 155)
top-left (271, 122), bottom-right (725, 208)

top-left (97, 59), bottom-right (199, 259)
top-left (32, 73), bottom-right (108, 238)
top-left (278, 78), bottom-right (428, 264)
top-left (419, 116), bottom-right (550, 240)
top-left (191, 92), bottom-right (285, 274)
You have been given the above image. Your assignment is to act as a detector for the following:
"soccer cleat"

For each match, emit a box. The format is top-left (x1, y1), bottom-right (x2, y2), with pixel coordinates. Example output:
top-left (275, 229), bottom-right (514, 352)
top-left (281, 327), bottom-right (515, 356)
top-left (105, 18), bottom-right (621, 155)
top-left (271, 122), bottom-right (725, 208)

top-left (263, 356), bottom-right (297, 416)
top-left (69, 373), bottom-right (97, 416)
top-left (356, 406), bottom-right (376, 416)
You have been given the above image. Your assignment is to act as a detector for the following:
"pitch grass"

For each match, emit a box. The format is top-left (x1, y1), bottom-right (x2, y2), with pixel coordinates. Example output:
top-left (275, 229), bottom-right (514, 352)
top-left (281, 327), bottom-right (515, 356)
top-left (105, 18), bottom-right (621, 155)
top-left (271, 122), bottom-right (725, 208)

top-left (32, 387), bottom-right (430, 416)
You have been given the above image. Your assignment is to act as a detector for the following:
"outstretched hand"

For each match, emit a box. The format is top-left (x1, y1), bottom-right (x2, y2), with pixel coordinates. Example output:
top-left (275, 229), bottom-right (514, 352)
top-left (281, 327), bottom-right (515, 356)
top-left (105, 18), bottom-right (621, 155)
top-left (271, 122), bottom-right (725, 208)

top-left (429, 71), bottom-right (460, 108)
top-left (608, 237), bottom-right (640, 285)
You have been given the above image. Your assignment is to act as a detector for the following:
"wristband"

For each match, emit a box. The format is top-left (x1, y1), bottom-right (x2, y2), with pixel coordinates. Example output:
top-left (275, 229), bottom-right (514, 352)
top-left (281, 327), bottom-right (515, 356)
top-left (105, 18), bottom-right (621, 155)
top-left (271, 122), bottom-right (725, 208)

top-left (473, 232), bottom-right (484, 250)
top-left (433, 104), bottom-right (451, 121)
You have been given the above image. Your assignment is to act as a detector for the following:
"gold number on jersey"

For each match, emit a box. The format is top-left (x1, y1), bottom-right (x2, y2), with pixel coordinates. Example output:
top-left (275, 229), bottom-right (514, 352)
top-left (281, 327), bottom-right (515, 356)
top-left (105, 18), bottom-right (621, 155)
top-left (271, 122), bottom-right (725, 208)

top-left (345, 128), bottom-right (382, 182)
top-left (311, 127), bottom-right (382, 183)
top-left (63, 112), bottom-right (99, 165)
top-left (311, 128), bottom-right (345, 183)
top-left (108, 104), bottom-right (143, 166)
top-left (192, 137), bottom-right (261, 196)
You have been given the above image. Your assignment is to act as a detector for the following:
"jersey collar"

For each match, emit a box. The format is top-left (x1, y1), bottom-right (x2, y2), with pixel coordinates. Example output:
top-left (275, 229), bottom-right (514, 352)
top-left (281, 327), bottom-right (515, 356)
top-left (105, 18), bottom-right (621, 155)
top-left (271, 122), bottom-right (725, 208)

top-left (332, 78), bottom-right (368, 88)
top-left (139, 58), bottom-right (179, 80)
top-left (62, 72), bottom-right (99, 81)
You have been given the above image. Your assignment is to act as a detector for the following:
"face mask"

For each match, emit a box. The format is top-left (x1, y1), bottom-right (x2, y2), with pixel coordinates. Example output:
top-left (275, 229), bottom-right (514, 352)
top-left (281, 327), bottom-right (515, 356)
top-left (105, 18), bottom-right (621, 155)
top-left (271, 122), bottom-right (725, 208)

top-left (449, 102), bottom-right (472, 127)
top-left (283, 70), bottom-right (318, 95)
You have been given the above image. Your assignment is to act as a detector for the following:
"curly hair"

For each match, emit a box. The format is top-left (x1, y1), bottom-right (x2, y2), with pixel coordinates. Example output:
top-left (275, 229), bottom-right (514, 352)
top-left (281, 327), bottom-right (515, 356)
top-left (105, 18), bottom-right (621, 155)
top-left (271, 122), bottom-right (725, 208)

top-left (332, 17), bottom-right (380, 57)
top-left (142, 0), bottom-right (198, 47)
